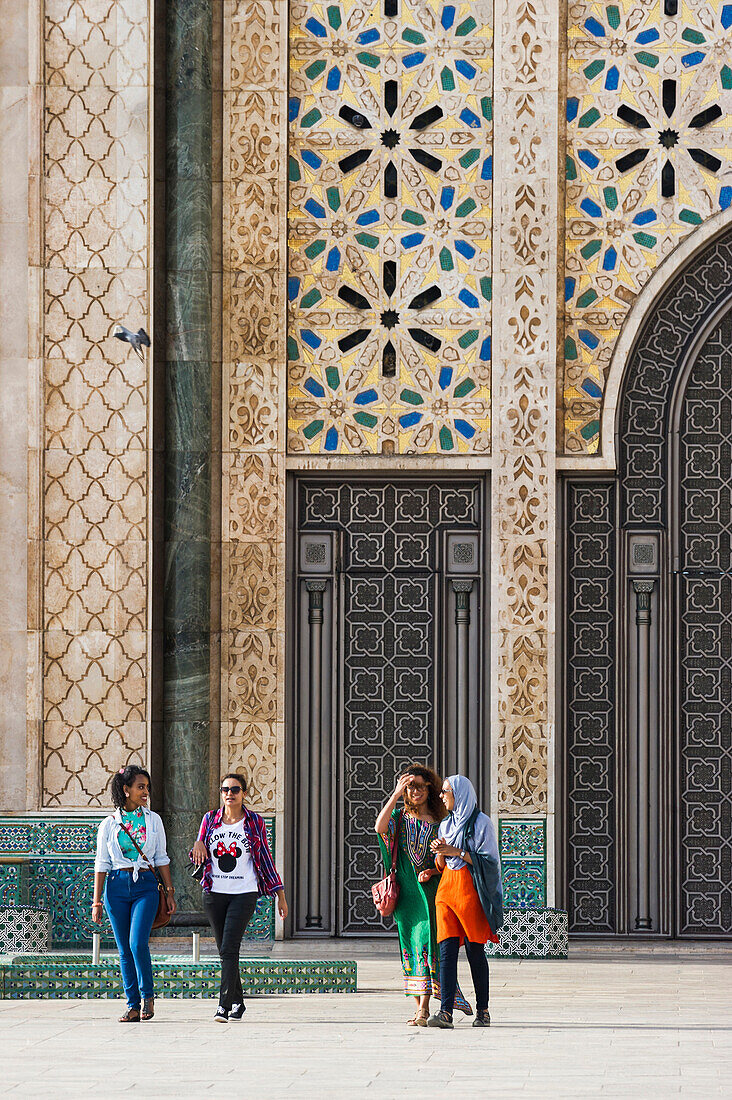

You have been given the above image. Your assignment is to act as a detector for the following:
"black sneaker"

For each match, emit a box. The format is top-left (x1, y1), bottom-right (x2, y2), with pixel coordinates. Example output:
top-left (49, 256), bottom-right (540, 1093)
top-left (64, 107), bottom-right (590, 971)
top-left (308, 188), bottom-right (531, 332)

top-left (229, 1003), bottom-right (246, 1020)
top-left (214, 1006), bottom-right (228, 1023)
top-left (472, 1009), bottom-right (491, 1027)
top-left (426, 1011), bottom-right (454, 1029)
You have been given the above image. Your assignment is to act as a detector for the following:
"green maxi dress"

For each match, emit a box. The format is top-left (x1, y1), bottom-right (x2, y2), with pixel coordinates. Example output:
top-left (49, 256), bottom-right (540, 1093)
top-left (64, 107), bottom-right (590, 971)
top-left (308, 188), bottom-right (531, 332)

top-left (378, 807), bottom-right (471, 1011)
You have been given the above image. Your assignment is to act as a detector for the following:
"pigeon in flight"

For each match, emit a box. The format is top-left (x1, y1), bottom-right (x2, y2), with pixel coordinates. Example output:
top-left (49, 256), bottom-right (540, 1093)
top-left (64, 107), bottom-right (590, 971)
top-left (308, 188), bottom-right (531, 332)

top-left (114, 326), bottom-right (151, 361)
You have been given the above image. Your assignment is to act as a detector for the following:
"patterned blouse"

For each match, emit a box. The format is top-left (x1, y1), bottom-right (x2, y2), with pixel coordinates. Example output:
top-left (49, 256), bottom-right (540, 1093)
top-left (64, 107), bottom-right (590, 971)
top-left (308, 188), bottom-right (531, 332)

top-left (389, 812), bottom-right (438, 871)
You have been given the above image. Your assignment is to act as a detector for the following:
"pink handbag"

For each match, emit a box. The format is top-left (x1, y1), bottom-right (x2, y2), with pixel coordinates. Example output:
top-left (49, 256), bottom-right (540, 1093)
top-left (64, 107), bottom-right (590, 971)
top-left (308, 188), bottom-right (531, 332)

top-left (372, 811), bottom-right (401, 916)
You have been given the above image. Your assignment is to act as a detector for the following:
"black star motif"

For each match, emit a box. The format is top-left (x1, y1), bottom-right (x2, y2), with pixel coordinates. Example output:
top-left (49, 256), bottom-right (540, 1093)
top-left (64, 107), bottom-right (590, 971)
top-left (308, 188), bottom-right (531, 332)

top-left (615, 78), bottom-right (723, 198)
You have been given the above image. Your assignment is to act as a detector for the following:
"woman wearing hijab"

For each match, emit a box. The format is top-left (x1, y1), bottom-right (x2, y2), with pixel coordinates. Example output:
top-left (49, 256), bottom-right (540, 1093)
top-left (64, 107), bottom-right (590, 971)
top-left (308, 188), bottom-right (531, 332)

top-left (427, 774), bottom-right (501, 1029)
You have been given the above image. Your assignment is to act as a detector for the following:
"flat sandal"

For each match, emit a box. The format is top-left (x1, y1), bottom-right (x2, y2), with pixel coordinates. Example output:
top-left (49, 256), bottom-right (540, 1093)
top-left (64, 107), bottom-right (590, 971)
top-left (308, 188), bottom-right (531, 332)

top-left (141, 998), bottom-right (154, 1021)
top-left (407, 1011), bottom-right (429, 1026)
top-left (119, 1007), bottom-right (140, 1022)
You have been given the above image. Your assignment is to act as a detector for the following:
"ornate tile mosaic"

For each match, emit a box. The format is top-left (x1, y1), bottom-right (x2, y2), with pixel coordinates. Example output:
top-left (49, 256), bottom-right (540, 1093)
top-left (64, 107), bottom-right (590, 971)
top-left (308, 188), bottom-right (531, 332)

top-left (499, 818), bottom-right (547, 907)
top-left (485, 908), bottom-right (568, 958)
top-left (0, 908), bottom-right (52, 954)
top-left (0, 955), bottom-right (357, 999)
top-left (0, 865), bottom-right (23, 906)
top-left (288, 0), bottom-right (492, 454)
top-left (0, 817), bottom-right (275, 946)
top-left (565, 0), bottom-right (732, 453)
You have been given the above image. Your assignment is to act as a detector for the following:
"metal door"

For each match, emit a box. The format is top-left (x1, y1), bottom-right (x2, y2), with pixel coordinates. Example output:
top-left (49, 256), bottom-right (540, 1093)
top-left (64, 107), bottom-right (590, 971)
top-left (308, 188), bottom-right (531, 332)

top-left (675, 312), bottom-right (732, 936)
top-left (291, 478), bottom-right (487, 935)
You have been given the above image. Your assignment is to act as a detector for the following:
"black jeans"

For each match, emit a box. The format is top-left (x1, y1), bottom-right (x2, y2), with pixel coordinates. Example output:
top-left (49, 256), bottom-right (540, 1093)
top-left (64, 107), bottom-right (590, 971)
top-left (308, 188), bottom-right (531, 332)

top-left (203, 890), bottom-right (258, 1009)
top-left (439, 937), bottom-right (489, 1015)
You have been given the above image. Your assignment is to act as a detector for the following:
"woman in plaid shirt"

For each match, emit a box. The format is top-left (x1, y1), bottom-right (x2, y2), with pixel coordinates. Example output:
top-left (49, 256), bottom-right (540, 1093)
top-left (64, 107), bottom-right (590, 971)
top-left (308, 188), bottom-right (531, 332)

top-left (191, 772), bottom-right (287, 1021)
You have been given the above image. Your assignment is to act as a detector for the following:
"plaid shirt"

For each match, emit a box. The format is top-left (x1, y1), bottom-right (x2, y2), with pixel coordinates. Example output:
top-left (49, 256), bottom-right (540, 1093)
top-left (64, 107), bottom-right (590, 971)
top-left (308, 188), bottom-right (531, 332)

top-left (194, 807), bottom-right (283, 897)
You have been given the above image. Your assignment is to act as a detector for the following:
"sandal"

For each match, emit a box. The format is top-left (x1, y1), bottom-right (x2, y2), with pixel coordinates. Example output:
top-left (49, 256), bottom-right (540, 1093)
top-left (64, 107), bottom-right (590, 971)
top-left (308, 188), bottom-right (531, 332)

top-left (141, 998), bottom-right (154, 1021)
top-left (407, 1011), bottom-right (430, 1027)
top-left (119, 1007), bottom-right (140, 1023)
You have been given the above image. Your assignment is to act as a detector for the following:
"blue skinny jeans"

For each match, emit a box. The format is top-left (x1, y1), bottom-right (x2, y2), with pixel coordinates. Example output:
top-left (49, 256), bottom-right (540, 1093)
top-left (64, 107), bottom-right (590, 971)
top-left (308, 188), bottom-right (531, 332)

top-left (104, 869), bottom-right (159, 1008)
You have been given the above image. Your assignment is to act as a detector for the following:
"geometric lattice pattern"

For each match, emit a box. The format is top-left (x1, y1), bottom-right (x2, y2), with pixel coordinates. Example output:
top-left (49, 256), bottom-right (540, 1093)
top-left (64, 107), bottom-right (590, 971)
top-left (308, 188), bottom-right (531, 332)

top-left (299, 479), bottom-right (482, 932)
top-left (677, 315), bottom-right (732, 935)
top-left (0, 956), bottom-right (357, 999)
top-left (499, 819), bottom-right (547, 908)
top-left (0, 909), bottom-right (52, 955)
top-left (288, 0), bottom-right (492, 454)
top-left (41, 2), bottom-right (151, 804)
top-left (565, 483), bottom-right (617, 933)
top-left (565, 0), bottom-right (732, 453)
top-left (485, 908), bottom-right (568, 958)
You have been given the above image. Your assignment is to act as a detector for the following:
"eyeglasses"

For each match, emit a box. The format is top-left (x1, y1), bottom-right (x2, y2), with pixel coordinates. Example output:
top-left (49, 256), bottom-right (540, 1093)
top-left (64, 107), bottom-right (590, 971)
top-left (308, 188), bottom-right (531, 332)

top-left (406, 781), bottom-right (427, 790)
top-left (220, 785), bottom-right (242, 794)
top-left (441, 787), bottom-right (451, 794)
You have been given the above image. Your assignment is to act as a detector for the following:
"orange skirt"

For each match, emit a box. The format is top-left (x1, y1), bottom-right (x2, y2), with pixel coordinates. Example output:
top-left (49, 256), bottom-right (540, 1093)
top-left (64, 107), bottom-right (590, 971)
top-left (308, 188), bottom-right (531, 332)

top-left (436, 865), bottom-right (500, 945)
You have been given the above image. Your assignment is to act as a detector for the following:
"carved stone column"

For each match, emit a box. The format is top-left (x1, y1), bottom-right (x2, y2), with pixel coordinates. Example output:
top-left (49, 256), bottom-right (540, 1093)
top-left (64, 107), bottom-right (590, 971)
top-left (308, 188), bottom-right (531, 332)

top-left (452, 580), bottom-right (474, 775)
top-left (491, 0), bottom-right (560, 841)
top-left (632, 579), bottom-right (655, 930)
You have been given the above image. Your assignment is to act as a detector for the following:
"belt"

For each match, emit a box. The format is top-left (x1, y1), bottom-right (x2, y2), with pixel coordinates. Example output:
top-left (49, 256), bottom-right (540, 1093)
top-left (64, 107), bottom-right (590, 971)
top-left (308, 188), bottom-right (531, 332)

top-left (119, 867), bottom-right (153, 874)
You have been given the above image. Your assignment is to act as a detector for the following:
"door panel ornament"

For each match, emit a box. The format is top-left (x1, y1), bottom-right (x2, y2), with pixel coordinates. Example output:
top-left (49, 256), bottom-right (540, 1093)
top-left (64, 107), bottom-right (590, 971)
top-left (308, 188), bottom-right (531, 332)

top-left (295, 478), bottom-right (484, 934)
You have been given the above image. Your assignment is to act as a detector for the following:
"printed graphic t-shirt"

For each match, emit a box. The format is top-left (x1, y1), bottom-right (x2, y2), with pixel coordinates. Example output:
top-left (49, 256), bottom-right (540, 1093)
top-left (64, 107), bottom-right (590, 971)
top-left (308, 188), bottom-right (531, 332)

top-left (119, 808), bottom-right (146, 861)
top-left (209, 818), bottom-right (258, 894)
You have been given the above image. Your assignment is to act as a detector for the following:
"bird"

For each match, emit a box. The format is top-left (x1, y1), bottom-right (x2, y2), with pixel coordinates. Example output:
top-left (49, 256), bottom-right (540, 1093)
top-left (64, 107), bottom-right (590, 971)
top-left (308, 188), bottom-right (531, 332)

top-left (113, 325), bottom-right (151, 361)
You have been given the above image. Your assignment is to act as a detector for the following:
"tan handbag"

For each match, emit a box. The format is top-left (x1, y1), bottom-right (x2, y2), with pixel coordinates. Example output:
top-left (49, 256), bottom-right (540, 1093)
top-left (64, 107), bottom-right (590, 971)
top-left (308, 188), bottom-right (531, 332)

top-left (121, 821), bottom-right (172, 930)
top-left (372, 811), bottom-right (401, 917)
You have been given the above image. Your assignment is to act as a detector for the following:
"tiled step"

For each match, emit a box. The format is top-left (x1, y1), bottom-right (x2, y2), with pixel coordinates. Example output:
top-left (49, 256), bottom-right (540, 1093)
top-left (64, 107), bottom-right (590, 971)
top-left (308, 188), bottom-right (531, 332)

top-left (0, 954), bottom-right (357, 998)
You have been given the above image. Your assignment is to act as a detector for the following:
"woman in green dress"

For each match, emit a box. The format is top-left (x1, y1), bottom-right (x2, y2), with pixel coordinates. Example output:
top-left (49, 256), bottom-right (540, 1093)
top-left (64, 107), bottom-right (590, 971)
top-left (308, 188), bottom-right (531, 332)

top-left (375, 765), bottom-right (472, 1025)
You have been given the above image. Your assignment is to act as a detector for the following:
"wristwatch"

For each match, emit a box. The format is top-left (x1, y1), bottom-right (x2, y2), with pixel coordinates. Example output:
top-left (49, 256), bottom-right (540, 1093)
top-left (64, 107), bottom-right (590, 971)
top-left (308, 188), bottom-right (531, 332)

top-left (459, 850), bottom-right (466, 861)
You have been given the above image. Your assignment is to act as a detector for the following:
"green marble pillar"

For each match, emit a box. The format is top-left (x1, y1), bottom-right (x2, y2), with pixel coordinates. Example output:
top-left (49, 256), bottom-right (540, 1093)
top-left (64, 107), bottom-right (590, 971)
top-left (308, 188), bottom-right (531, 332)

top-left (164, 0), bottom-right (212, 910)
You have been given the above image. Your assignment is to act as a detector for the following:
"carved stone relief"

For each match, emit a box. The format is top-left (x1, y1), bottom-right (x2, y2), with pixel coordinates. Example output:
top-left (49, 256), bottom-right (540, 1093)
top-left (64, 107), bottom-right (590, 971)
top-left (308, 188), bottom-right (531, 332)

top-left (491, 0), bottom-right (558, 812)
top-left (221, 0), bottom-right (287, 812)
top-left (40, 0), bottom-right (151, 807)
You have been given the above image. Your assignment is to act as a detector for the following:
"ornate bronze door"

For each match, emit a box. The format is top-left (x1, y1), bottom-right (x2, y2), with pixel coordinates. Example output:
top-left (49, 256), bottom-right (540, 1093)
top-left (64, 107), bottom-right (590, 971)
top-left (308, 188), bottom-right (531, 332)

top-left (291, 478), bottom-right (487, 935)
top-left (675, 312), bottom-right (732, 936)
top-left (563, 232), bottom-right (732, 939)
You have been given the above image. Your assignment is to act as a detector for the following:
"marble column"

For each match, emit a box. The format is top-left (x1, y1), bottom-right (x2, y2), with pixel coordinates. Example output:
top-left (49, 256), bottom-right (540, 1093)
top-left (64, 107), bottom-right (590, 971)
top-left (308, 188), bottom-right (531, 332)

top-left (0, 0), bottom-right (29, 810)
top-left (164, 0), bottom-right (213, 907)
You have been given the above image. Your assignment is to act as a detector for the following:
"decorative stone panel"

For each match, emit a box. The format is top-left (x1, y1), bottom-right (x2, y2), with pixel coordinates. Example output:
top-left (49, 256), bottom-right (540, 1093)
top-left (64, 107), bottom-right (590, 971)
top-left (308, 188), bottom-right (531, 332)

top-left (491, 0), bottom-right (559, 812)
top-left (565, 0), bottom-right (732, 453)
top-left (221, 1), bottom-right (288, 813)
top-left (39, 0), bottom-right (153, 806)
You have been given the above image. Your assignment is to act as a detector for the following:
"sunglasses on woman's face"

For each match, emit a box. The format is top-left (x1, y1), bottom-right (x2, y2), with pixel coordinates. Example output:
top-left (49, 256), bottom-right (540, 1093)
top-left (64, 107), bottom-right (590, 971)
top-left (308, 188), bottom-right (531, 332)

top-left (220, 785), bottom-right (242, 794)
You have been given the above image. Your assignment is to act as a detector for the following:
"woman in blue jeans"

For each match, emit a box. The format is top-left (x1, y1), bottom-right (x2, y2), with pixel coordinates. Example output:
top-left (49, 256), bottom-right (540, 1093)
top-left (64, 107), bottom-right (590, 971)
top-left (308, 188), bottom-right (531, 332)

top-left (92, 765), bottom-right (176, 1021)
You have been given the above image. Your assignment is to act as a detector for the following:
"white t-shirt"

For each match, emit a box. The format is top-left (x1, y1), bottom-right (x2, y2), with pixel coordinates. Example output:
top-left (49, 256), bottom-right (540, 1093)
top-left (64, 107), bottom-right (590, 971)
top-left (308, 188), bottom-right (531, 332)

top-left (209, 819), bottom-right (258, 894)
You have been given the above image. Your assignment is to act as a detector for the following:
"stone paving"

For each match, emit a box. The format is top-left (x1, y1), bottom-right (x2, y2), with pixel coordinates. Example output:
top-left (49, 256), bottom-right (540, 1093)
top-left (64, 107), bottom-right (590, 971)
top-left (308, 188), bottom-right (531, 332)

top-left (2, 944), bottom-right (731, 1098)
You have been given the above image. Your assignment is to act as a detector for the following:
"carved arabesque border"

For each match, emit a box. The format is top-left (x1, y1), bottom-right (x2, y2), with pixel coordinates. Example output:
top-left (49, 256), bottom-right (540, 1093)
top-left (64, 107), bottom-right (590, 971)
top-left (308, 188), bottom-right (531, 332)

top-left (221, 1), bottom-right (288, 813)
top-left (491, 0), bottom-right (559, 812)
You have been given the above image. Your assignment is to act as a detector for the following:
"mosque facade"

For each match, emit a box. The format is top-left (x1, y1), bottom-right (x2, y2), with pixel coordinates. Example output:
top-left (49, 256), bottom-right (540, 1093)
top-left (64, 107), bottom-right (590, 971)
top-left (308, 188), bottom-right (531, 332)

top-left (0, 0), bottom-right (730, 942)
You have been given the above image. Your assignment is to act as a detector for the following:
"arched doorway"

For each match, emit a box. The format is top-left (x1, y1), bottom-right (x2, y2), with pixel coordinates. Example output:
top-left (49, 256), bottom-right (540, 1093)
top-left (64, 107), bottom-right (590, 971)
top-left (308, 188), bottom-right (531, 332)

top-left (562, 229), bottom-right (732, 937)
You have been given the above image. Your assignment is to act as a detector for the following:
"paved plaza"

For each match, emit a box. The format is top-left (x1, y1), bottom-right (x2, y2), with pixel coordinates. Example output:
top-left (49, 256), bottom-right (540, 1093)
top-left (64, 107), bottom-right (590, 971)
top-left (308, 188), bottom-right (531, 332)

top-left (1, 943), bottom-right (730, 1098)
